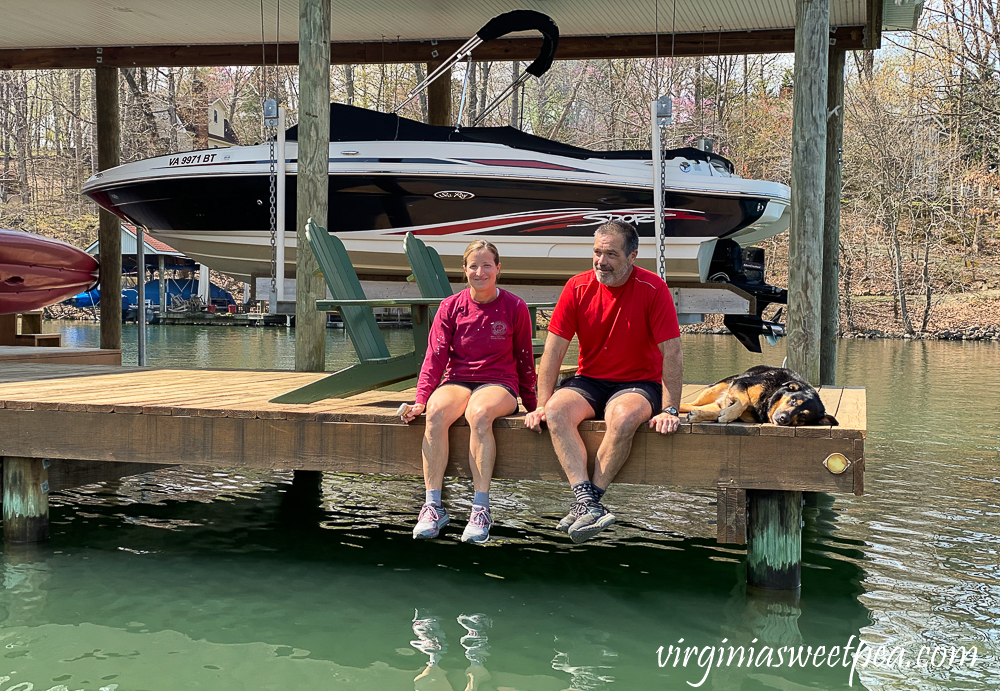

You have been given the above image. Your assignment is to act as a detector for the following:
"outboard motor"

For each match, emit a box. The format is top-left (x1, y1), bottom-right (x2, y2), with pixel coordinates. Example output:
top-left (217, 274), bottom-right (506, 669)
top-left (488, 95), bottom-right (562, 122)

top-left (707, 239), bottom-right (787, 353)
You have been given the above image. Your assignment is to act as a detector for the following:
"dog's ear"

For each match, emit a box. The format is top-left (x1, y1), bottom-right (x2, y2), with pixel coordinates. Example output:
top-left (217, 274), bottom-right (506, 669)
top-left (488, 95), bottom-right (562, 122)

top-left (787, 382), bottom-right (800, 391)
top-left (819, 413), bottom-right (839, 426)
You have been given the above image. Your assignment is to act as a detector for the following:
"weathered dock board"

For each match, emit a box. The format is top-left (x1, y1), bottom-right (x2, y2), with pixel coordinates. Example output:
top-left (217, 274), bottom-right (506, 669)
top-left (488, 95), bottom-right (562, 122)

top-left (0, 363), bottom-right (866, 497)
top-left (0, 346), bottom-right (122, 366)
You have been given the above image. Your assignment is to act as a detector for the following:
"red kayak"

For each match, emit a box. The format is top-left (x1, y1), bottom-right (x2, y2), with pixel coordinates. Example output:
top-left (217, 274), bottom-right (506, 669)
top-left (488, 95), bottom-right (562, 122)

top-left (0, 229), bottom-right (99, 314)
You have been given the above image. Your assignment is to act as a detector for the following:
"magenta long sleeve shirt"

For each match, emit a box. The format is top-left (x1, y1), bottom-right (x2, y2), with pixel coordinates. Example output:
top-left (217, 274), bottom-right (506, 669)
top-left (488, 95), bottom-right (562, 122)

top-left (415, 288), bottom-right (538, 411)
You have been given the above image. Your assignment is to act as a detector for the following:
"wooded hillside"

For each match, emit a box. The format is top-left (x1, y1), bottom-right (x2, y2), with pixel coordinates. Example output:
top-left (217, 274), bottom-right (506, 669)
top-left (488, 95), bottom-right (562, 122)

top-left (2, 1), bottom-right (998, 336)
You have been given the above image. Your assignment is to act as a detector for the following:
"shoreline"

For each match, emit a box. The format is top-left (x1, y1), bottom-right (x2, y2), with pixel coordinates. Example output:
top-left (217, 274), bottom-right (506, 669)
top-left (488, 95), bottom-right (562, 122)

top-left (680, 324), bottom-right (1000, 342)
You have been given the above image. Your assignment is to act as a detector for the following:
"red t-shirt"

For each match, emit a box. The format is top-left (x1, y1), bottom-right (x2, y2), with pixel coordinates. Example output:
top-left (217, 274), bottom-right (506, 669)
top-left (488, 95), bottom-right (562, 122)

top-left (416, 288), bottom-right (537, 409)
top-left (547, 266), bottom-right (680, 382)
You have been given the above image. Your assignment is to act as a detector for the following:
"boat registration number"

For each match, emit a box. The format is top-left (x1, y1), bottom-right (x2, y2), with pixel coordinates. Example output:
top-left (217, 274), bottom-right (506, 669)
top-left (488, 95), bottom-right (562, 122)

top-left (168, 153), bottom-right (219, 166)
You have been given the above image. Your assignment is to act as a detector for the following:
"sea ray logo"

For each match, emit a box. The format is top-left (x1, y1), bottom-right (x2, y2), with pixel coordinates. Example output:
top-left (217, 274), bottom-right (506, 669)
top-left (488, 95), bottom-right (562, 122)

top-left (434, 190), bottom-right (475, 200)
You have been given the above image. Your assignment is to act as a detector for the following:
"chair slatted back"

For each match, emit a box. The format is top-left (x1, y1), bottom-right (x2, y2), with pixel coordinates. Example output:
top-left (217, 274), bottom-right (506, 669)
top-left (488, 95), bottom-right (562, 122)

top-left (404, 232), bottom-right (454, 298)
top-left (305, 220), bottom-right (391, 361)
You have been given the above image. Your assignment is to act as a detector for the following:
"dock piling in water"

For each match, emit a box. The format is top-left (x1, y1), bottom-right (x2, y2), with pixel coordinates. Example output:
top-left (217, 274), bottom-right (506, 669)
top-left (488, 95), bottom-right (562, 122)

top-left (3, 456), bottom-right (50, 544)
top-left (746, 490), bottom-right (803, 590)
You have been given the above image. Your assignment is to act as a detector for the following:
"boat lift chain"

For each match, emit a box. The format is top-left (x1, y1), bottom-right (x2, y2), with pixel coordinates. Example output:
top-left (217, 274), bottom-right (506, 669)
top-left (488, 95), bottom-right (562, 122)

top-left (651, 95), bottom-right (672, 282)
top-left (657, 119), bottom-right (667, 281)
top-left (264, 99), bottom-right (279, 310)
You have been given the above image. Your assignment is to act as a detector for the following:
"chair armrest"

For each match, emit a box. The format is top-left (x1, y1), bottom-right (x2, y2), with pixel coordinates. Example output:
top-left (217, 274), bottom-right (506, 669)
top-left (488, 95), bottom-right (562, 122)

top-left (524, 302), bottom-right (557, 309)
top-left (316, 298), bottom-right (445, 311)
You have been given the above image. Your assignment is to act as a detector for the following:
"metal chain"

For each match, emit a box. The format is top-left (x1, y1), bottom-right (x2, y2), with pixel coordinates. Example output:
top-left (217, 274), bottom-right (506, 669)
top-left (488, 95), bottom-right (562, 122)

top-left (657, 118), bottom-right (668, 280)
top-left (268, 129), bottom-right (278, 302)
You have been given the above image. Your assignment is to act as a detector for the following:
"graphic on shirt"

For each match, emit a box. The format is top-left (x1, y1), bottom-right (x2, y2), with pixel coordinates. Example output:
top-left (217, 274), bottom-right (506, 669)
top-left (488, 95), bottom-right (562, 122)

top-left (491, 321), bottom-right (508, 339)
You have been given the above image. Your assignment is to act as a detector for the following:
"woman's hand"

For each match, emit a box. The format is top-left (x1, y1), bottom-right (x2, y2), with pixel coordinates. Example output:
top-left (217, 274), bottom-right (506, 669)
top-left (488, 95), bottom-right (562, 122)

top-left (399, 402), bottom-right (425, 423)
top-left (524, 406), bottom-right (546, 433)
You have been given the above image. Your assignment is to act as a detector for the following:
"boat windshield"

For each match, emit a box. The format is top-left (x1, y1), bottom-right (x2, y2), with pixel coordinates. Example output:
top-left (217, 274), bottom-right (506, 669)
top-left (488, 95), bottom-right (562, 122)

top-left (283, 103), bottom-right (735, 173)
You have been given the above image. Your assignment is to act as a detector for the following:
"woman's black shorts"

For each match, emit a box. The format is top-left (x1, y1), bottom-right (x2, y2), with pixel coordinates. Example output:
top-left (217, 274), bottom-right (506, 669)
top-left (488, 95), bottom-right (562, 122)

top-left (441, 380), bottom-right (520, 414)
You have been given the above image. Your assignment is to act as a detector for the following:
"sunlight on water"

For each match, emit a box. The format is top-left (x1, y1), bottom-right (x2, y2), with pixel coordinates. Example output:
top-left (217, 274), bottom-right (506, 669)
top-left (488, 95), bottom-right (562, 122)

top-left (2, 323), bottom-right (997, 690)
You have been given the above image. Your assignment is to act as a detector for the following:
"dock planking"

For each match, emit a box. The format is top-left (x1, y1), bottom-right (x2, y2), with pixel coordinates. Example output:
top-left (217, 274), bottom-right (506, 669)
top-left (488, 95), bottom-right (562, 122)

top-left (0, 363), bottom-right (866, 498)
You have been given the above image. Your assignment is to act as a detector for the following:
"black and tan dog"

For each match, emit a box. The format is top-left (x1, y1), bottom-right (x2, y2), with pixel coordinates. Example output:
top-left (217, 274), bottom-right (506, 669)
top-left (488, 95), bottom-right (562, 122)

top-left (680, 365), bottom-right (839, 426)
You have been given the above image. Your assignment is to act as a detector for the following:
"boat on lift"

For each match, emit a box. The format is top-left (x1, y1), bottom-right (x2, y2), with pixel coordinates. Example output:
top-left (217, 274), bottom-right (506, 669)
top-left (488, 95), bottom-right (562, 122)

top-left (81, 10), bottom-right (790, 335)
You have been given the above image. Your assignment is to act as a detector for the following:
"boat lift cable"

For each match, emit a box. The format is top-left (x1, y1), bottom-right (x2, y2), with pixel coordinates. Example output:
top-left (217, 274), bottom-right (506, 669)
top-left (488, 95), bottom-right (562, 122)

top-left (456, 55), bottom-right (473, 129)
top-left (261, 0), bottom-right (280, 312)
top-left (651, 0), bottom-right (677, 282)
top-left (518, 77), bottom-right (526, 130)
top-left (393, 10), bottom-right (559, 125)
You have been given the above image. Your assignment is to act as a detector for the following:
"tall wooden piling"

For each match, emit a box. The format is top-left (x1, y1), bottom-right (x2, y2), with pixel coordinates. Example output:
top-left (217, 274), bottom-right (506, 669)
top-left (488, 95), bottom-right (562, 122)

top-left (748, 0), bottom-right (829, 591)
top-left (96, 66), bottom-right (122, 350)
top-left (747, 490), bottom-right (803, 590)
top-left (821, 49), bottom-right (846, 386)
top-left (784, 0), bottom-right (829, 386)
top-left (294, 0), bottom-right (331, 373)
top-left (3, 457), bottom-right (49, 543)
top-left (427, 61), bottom-right (451, 126)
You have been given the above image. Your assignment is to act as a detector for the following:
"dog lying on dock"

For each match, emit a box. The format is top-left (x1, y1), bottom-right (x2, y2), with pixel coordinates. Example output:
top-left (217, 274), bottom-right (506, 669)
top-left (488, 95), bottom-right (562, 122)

top-left (680, 365), bottom-right (839, 426)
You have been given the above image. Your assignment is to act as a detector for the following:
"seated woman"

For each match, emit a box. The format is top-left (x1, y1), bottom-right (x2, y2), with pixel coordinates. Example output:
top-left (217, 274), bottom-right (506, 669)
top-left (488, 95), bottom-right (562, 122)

top-left (402, 240), bottom-right (537, 543)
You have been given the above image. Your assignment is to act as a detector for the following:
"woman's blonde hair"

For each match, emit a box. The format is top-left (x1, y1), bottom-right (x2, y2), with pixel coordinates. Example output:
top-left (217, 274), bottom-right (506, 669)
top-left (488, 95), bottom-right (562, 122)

top-left (462, 240), bottom-right (501, 283)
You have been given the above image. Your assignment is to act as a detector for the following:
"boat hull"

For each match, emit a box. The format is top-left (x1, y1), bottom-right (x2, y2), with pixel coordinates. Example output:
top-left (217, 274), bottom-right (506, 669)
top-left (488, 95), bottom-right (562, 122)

top-left (82, 139), bottom-right (790, 283)
top-left (0, 230), bottom-right (100, 314)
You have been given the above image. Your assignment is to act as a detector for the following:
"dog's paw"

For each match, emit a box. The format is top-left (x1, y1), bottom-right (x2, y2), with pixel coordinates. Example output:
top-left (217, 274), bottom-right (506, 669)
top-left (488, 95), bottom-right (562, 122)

top-left (686, 410), bottom-right (718, 423)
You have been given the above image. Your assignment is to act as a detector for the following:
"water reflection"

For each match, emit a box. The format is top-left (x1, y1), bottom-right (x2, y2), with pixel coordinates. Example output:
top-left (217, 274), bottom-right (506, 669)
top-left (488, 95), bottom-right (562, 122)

top-left (409, 612), bottom-right (493, 691)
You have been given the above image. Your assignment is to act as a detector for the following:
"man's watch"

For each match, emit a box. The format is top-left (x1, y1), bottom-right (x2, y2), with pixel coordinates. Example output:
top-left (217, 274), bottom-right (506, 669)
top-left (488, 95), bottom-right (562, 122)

top-left (662, 406), bottom-right (678, 417)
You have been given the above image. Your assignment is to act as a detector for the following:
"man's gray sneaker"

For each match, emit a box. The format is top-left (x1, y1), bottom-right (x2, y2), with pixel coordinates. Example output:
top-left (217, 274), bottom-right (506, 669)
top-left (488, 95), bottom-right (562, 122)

top-left (568, 503), bottom-right (616, 543)
top-left (556, 501), bottom-right (590, 533)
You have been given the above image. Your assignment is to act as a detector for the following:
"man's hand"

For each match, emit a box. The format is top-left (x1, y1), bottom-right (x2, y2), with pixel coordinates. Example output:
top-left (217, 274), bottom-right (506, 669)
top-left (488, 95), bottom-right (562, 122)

top-left (649, 411), bottom-right (680, 434)
top-left (524, 406), bottom-right (547, 433)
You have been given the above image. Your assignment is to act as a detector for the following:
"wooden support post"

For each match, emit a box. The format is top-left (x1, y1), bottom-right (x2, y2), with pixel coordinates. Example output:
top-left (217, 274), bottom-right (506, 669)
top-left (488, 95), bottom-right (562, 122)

top-left (785, 0), bottom-right (829, 386)
top-left (749, 0), bottom-right (828, 591)
top-left (96, 66), bottom-right (122, 350)
top-left (294, 0), bottom-right (331, 373)
top-left (158, 255), bottom-right (167, 315)
top-left (427, 61), bottom-right (452, 126)
top-left (821, 49), bottom-right (846, 386)
top-left (279, 470), bottom-right (325, 529)
top-left (747, 490), bottom-right (802, 590)
top-left (3, 457), bottom-right (49, 543)
top-left (717, 487), bottom-right (747, 544)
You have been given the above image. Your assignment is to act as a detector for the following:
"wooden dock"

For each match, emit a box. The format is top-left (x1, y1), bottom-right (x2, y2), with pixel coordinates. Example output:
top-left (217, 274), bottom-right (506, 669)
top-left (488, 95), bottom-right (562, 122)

top-left (0, 363), bottom-right (866, 545)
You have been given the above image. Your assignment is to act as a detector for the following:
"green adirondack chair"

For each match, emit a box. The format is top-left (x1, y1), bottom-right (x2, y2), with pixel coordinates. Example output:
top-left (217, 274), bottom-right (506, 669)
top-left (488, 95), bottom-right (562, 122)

top-left (269, 220), bottom-right (442, 404)
top-left (402, 232), bottom-right (554, 350)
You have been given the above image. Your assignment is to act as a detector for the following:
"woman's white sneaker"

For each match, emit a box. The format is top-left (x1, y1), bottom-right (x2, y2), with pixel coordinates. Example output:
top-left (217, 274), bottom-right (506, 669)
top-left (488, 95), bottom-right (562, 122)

top-left (461, 505), bottom-right (494, 543)
top-left (413, 503), bottom-right (450, 539)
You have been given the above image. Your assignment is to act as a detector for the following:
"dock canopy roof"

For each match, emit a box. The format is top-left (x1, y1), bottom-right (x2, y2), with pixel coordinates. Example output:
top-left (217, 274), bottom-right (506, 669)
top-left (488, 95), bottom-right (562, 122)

top-left (0, 0), bottom-right (921, 69)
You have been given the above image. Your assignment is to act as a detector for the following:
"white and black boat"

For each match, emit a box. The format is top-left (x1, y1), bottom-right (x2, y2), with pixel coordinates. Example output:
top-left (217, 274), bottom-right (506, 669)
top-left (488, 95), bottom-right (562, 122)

top-left (82, 101), bottom-right (789, 284)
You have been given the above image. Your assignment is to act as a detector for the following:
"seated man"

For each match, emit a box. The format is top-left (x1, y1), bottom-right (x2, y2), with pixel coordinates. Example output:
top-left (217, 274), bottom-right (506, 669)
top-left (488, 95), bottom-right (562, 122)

top-left (525, 220), bottom-right (683, 543)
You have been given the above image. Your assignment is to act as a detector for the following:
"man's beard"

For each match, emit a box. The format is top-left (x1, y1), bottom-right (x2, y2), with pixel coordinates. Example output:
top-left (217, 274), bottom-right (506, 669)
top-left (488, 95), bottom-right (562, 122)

top-left (594, 263), bottom-right (628, 285)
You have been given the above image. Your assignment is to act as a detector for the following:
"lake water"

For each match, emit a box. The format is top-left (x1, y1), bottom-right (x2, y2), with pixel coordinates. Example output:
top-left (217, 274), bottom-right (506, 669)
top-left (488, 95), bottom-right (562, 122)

top-left (1, 321), bottom-right (997, 690)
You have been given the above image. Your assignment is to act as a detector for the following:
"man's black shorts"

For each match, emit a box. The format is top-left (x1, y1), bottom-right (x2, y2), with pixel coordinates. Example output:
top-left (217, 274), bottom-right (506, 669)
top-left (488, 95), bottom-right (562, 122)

top-left (557, 374), bottom-right (661, 419)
